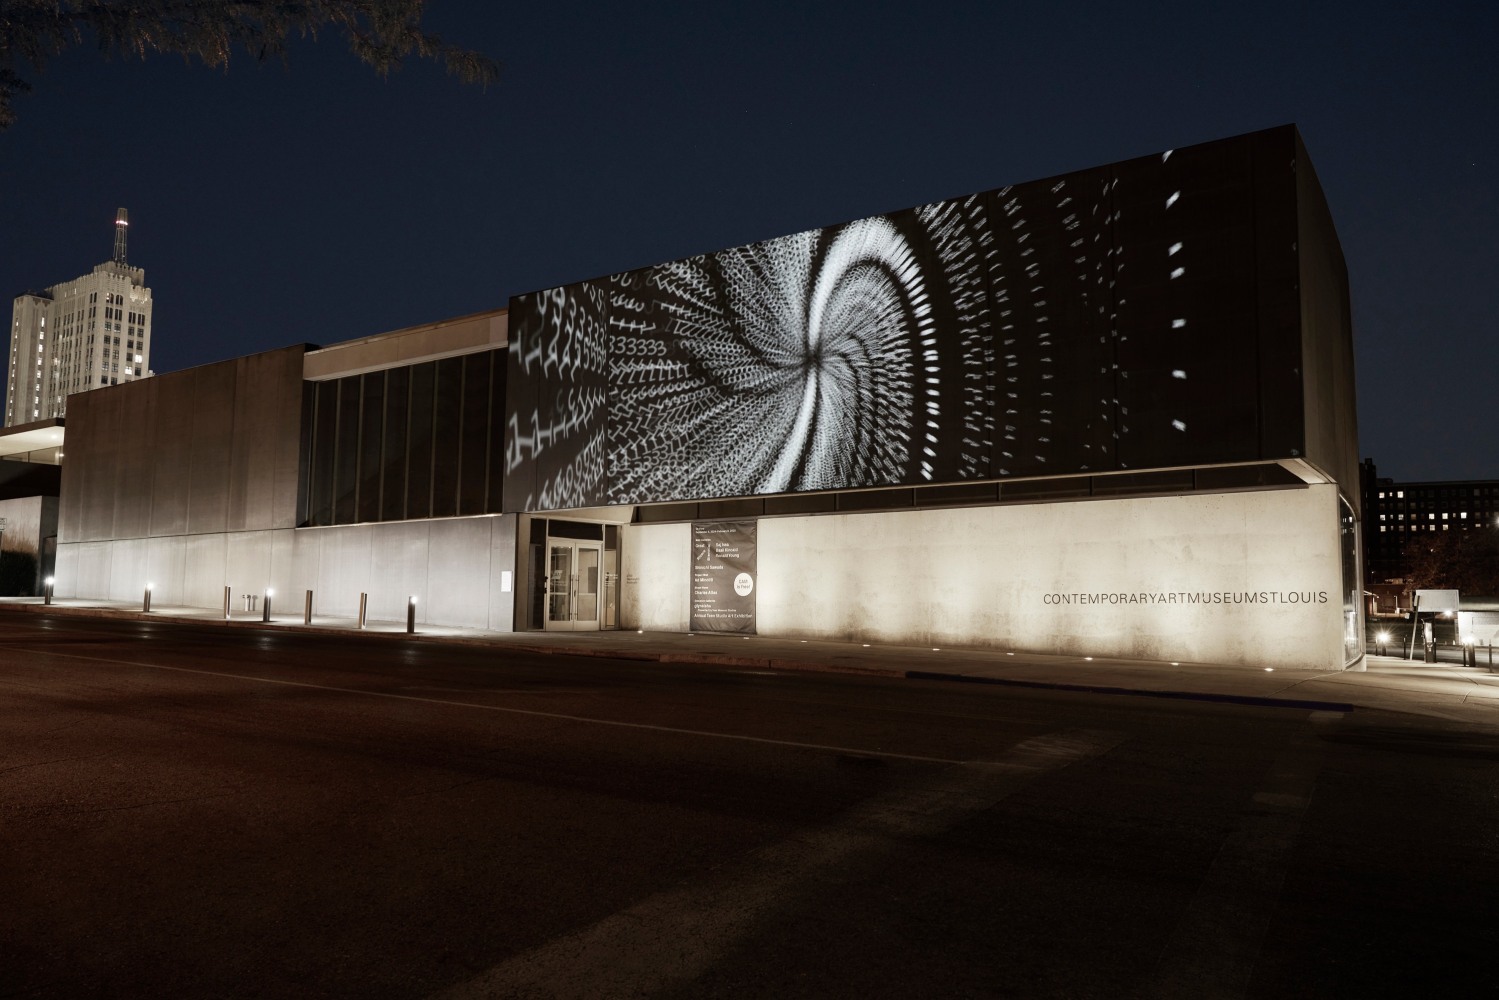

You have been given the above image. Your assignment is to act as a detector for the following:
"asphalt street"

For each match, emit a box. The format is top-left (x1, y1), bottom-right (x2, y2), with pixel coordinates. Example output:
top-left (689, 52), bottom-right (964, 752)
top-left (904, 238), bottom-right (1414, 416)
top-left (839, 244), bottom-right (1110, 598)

top-left (2, 614), bottom-right (1496, 999)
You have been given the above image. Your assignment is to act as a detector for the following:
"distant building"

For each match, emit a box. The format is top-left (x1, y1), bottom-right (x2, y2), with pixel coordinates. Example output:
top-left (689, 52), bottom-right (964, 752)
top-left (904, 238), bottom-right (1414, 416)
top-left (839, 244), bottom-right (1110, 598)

top-left (5, 209), bottom-right (153, 428)
top-left (1361, 458), bottom-right (1499, 585)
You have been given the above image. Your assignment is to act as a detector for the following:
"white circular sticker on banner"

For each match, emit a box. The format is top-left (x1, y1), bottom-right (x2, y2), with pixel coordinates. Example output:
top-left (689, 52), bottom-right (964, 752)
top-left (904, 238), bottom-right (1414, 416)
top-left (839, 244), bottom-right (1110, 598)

top-left (733, 572), bottom-right (754, 597)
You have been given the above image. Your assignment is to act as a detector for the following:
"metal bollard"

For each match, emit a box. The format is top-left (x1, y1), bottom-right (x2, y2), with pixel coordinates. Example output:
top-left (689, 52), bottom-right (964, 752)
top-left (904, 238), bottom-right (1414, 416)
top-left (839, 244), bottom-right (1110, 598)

top-left (142, 583), bottom-right (153, 613)
top-left (262, 588), bottom-right (273, 623)
top-left (223, 585), bottom-right (232, 619)
top-left (406, 596), bottom-right (418, 634)
top-left (304, 589), bottom-right (313, 626)
top-left (357, 592), bottom-right (368, 630)
top-left (44, 576), bottom-right (54, 605)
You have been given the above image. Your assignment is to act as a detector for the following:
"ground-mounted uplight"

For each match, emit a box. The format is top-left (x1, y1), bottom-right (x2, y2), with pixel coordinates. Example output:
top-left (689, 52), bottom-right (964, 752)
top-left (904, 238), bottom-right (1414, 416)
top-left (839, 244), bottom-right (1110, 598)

top-left (142, 581), bottom-right (154, 613)
top-left (407, 595), bottom-right (418, 634)
top-left (44, 575), bottom-right (55, 605)
top-left (263, 587), bottom-right (275, 623)
top-left (1084, 656), bottom-right (1093, 661)
top-left (1264, 667), bottom-right (1274, 672)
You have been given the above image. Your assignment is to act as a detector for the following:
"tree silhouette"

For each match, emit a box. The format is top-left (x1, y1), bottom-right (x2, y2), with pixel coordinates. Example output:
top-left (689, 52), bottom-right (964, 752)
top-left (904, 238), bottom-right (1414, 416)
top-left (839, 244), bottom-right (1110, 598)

top-left (0, 0), bottom-right (498, 129)
top-left (1403, 529), bottom-right (1499, 597)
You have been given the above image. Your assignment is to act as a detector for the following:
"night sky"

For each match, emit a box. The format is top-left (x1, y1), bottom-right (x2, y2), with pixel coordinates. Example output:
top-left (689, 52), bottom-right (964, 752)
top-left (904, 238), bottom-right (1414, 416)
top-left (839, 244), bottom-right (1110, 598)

top-left (1, 2), bottom-right (1494, 481)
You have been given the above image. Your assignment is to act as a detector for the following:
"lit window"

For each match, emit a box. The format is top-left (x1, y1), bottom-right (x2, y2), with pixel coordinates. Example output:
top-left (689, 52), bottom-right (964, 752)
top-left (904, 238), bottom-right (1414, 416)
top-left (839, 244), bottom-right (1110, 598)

top-left (1398, 491), bottom-right (1404, 498)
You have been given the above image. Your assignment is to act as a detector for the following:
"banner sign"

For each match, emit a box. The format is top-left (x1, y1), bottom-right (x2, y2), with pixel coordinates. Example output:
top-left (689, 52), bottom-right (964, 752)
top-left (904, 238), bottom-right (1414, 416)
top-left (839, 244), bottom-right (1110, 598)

top-left (691, 521), bottom-right (756, 634)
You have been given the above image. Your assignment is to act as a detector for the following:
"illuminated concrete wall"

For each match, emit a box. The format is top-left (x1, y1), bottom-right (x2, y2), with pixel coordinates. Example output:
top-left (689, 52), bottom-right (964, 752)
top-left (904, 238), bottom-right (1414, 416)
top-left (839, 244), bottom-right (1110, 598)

top-left (619, 484), bottom-right (1350, 670)
top-left (54, 515), bottom-right (517, 629)
top-left (620, 521), bottom-right (692, 631)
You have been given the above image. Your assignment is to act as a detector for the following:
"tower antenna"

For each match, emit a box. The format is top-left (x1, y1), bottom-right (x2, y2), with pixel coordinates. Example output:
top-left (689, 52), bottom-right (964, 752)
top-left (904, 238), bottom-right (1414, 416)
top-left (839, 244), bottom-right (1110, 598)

top-left (113, 208), bottom-right (129, 265)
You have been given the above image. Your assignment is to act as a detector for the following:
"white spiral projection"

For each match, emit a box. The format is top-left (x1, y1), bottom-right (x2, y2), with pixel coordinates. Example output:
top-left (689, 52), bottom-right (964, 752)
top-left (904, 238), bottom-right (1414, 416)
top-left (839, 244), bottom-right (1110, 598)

top-left (507, 178), bottom-right (1114, 511)
top-left (635, 217), bottom-right (929, 498)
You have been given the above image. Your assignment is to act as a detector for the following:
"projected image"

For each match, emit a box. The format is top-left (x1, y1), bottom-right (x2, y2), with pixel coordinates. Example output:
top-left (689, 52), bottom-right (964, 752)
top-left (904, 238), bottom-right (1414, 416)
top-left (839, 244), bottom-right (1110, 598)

top-left (606, 199), bottom-right (999, 504)
top-left (506, 129), bottom-right (1286, 511)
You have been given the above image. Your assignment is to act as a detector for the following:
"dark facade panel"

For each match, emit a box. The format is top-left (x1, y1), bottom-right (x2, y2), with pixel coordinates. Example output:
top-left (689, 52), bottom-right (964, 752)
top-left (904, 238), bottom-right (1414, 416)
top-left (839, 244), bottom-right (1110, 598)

top-left (504, 125), bottom-right (1346, 513)
top-left (75, 389), bottom-right (121, 540)
top-left (1251, 127), bottom-right (1305, 464)
top-left (357, 371), bottom-right (385, 524)
top-left (228, 348), bottom-right (303, 532)
top-left (58, 345), bottom-right (308, 543)
top-left (111, 381), bottom-right (154, 539)
top-left (1295, 132), bottom-right (1360, 512)
top-left (186, 362), bottom-right (238, 535)
top-left (148, 368), bottom-right (195, 536)
top-left (300, 349), bottom-right (507, 527)
top-left (0, 461), bottom-right (61, 501)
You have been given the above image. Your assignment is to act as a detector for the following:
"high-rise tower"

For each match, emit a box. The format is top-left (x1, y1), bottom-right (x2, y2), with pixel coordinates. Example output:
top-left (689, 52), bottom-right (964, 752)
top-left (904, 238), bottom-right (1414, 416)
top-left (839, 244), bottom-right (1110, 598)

top-left (5, 208), bottom-right (154, 427)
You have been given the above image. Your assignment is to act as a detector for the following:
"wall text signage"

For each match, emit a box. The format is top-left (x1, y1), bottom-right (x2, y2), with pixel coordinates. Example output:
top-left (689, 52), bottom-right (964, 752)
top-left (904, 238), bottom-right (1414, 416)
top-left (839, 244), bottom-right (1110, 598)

top-left (1042, 590), bottom-right (1330, 606)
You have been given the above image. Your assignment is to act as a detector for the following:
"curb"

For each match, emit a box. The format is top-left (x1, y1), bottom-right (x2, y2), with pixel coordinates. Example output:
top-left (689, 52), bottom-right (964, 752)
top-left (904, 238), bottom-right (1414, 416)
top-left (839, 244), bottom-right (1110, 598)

top-left (0, 600), bottom-right (1359, 712)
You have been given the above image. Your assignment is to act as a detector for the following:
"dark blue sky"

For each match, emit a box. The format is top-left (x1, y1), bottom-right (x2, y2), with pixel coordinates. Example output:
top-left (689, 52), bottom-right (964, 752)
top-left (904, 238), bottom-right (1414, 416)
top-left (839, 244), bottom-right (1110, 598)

top-left (2, 2), bottom-right (1494, 480)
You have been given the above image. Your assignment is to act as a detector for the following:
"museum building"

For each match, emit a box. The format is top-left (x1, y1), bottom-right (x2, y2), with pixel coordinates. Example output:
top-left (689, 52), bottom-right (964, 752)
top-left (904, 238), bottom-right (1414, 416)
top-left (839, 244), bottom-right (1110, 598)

top-left (52, 124), bottom-right (1364, 670)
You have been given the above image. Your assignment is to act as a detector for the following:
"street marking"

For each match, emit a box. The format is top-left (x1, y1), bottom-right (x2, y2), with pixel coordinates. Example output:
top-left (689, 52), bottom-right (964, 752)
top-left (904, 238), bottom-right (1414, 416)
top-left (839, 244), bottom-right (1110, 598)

top-left (429, 729), bottom-right (1122, 1000)
top-left (1147, 736), bottom-right (1324, 999)
top-left (1, 645), bottom-right (968, 766)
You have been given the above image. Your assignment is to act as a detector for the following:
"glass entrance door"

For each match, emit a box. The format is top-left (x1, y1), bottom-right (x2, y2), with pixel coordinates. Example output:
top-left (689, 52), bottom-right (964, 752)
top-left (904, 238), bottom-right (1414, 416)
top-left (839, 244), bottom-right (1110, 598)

top-left (544, 541), bottom-right (602, 631)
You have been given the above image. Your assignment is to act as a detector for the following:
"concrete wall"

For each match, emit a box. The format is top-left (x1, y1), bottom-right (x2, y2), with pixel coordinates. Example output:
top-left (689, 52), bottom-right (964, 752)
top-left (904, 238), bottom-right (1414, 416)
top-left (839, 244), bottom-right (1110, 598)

top-left (619, 485), bottom-right (1350, 670)
top-left (56, 513), bottom-right (518, 629)
top-left (620, 521), bottom-right (692, 631)
top-left (59, 345), bottom-right (307, 544)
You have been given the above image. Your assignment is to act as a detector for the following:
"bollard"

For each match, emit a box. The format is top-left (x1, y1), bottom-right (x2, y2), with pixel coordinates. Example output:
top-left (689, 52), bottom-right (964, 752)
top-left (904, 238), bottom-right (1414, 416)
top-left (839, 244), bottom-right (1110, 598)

top-left (224, 585), bottom-right (232, 619)
top-left (304, 589), bottom-right (313, 626)
top-left (44, 576), bottom-right (54, 606)
top-left (142, 583), bottom-right (153, 613)
top-left (406, 596), bottom-right (418, 634)
top-left (262, 588), bottom-right (274, 623)
top-left (357, 592), bottom-right (368, 630)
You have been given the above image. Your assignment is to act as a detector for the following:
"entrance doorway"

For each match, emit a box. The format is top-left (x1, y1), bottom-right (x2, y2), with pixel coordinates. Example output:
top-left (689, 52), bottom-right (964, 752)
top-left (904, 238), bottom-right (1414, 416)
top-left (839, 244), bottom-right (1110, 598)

top-left (544, 540), bottom-right (602, 631)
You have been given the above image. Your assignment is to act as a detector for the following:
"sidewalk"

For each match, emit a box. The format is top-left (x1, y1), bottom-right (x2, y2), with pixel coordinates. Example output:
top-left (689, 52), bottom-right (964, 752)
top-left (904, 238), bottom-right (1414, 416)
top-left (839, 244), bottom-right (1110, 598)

top-left (5, 597), bottom-right (1499, 725)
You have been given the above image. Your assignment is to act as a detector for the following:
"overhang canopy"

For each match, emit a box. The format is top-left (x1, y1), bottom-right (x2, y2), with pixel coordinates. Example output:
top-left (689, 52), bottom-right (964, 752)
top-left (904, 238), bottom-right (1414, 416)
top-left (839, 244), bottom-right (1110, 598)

top-left (0, 418), bottom-right (65, 463)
